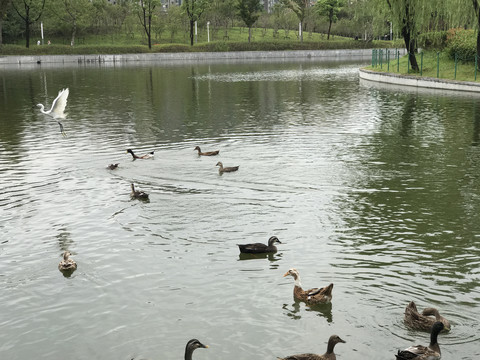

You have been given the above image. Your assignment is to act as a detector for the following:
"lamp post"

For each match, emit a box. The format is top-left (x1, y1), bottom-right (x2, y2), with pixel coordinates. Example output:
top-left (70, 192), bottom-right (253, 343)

top-left (207, 21), bottom-right (210, 43)
top-left (195, 21), bottom-right (197, 44)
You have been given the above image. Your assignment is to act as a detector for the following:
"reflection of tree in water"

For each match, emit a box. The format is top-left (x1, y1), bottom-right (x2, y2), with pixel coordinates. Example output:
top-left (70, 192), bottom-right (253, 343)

top-left (472, 100), bottom-right (480, 146)
top-left (282, 300), bottom-right (333, 322)
top-left (399, 96), bottom-right (416, 138)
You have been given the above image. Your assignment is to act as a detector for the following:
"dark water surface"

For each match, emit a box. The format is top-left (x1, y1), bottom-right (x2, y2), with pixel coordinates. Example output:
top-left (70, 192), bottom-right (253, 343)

top-left (0, 59), bottom-right (479, 360)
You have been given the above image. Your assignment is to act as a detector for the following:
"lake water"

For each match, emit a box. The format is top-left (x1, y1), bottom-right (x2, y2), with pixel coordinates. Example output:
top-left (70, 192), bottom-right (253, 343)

top-left (0, 58), bottom-right (479, 360)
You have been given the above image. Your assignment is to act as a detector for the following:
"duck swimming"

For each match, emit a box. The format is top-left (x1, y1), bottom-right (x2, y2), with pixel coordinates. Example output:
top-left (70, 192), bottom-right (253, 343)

top-left (107, 163), bottom-right (119, 170)
top-left (216, 161), bottom-right (239, 173)
top-left (58, 251), bottom-right (77, 271)
top-left (395, 321), bottom-right (444, 360)
top-left (238, 236), bottom-right (281, 254)
top-left (126, 149), bottom-right (154, 160)
top-left (184, 339), bottom-right (208, 360)
top-left (404, 301), bottom-right (451, 332)
top-left (130, 183), bottom-right (149, 200)
top-left (194, 146), bottom-right (219, 156)
top-left (283, 268), bottom-right (333, 304)
top-left (277, 335), bottom-right (346, 360)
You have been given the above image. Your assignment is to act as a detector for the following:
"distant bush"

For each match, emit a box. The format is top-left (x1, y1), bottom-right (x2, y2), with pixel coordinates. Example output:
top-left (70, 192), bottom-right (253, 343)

top-left (417, 31), bottom-right (448, 49)
top-left (444, 28), bottom-right (476, 61)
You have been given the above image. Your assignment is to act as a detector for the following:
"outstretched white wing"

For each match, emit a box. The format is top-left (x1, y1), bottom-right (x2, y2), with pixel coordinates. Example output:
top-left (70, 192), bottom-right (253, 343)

top-left (50, 88), bottom-right (69, 119)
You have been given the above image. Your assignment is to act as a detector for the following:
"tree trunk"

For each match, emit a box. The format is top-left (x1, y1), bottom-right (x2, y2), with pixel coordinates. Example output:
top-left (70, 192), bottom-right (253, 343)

top-left (248, 26), bottom-right (251, 43)
top-left (474, 0), bottom-right (480, 67)
top-left (71, 18), bottom-right (77, 46)
top-left (327, 19), bottom-right (332, 40)
top-left (0, 19), bottom-right (3, 46)
top-left (300, 21), bottom-right (303, 42)
top-left (147, 14), bottom-right (151, 49)
top-left (402, 25), bottom-right (419, 71)
top-left (26, 18), bottom-right (30, 48)
top-left (189, 20), bottom-right (194, 46)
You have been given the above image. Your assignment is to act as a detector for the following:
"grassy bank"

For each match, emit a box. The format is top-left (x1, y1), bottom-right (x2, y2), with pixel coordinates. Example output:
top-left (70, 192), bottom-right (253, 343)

top-left (365, 50), bottom-right (479, 82)
top-left (0, 27), bottom-right (403, 56)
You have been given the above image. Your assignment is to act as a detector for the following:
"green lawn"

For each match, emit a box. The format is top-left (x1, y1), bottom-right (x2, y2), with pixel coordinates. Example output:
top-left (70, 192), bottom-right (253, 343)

top-left (365, 50), bottom-right (480, 82)
top-left (1, 27), bottom-right (403, 55)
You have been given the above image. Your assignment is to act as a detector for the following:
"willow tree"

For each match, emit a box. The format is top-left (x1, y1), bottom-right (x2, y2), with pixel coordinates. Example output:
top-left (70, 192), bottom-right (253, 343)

top-left (374, 0), bottom-right (444, 71)
top-left (0, 0), bottom-right (11, 45)
top-left (472, 1), bottom-right (480, 61)
top-left (281, 0), bottom-right (308, 42)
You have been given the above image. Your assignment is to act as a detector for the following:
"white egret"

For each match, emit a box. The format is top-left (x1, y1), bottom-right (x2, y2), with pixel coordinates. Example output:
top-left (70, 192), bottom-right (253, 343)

top-left (37, 88), bottom-right (69, 136)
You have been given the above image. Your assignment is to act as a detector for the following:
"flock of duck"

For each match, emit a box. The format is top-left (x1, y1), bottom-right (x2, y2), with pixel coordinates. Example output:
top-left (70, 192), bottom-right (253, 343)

top-left (40, 90), bottom-right (450, 360)
top-left (58, 145), bottom-right (451, 360)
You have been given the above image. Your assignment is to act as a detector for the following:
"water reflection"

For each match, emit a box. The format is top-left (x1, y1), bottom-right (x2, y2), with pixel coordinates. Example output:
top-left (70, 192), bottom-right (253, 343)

top-left (282, 300), bottom-right (333, 322)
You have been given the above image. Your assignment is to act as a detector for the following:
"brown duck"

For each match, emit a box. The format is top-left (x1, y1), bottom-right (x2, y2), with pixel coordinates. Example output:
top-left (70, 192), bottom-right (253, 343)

top-left (283, 268), bottom-right (333, 304)
top-left (216, 161), bottom-right (239, 173)
top-left (130, 183), bottom-right (149, 200)
top-left (237, 236), bottom-right (281, 254)
top-left (277, 335), bottom-right (346, 360)
top-left (58, 251), bottom-right (77, 271)
top-left (395, 321), bottom-right (444, 360)
top-left (194, 146), bottom-right (219, 156)
top-left (404, 301), bottom-right (451, 332)
top-left (126, 148), bottom-right (154, 160)
top-left (184, 339), bottom-right (208, 360)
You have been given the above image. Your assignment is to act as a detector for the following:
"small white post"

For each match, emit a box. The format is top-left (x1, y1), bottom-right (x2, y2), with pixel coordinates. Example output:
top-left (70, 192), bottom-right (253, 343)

top-left (207, 21), bottom-right (210, 43)
top-left (299, 22), bottom-right (302, 40)
top-left (195, 21), bottom-right (197, 44)
top-left (41, 22), bottom-right (44, 45)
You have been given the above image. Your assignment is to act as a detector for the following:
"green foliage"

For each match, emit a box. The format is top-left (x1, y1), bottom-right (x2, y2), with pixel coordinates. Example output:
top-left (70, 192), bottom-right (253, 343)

top-left (315, 0), bottom-right (343, 23)
top-left (444, 28), bottom-right (476, 61)
top-left (417, 31), bottom-right (448, 50)
top-left (236, 0), bottom-right (261, 28)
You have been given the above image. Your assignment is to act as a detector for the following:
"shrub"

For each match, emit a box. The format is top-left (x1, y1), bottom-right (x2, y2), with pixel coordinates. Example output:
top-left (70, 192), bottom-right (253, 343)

top-left (444, 28), bottom-right (476, 61)
top-left (417, 31), bottom-right (447, 50)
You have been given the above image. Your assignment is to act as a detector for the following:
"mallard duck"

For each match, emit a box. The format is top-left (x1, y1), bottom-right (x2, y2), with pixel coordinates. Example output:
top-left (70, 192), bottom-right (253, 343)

top-left (126, 149), bottom-right (154, 160)
top-left (277, 335), bottom-right (346, 360)
top-left (237, 236), bottom-right (281, 254)
top-left (404, 301), bottom-right (451, 332)
top-left (107, 163), bottom-right (119, 170)
top-left (283, 268), bottom-right (333, 304)
top-left (395, 321), bottom-right (444, 360)
top-left (194, 146), bottom-right (219, 156)
top-left (216, 161), bottom-right (239, 173)
top-left (130, 183), bottom-right (149, 200)
top-left (184, 339), bottom-right (208, 360)
top-left (58, 251), bottom-right (77, 271)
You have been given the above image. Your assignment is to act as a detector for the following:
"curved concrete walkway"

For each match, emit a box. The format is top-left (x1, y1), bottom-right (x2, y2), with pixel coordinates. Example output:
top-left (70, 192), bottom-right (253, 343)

top-left (359, 68), bottom-right (480, 93)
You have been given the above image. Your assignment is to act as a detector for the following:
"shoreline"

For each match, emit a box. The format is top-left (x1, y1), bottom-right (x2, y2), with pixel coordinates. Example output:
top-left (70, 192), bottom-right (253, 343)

top-left (359, 68), bottom-right (480, 93)
top-left (0, 48), bottom-right (406, 65)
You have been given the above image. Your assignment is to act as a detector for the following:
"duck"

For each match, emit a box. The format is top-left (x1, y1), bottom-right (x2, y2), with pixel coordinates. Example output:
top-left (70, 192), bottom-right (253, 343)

top-left (216, 161), bottom-right (239, 173)
top-left (395, 321), bottom-right (444, 360)
top-left (130, 183), bottom-right (149, 200)
top-left (404, 301), bottom-right (451, 332)
top-left (184, 339), bottom-right (208, 360)
top-left (107, 163), bottom-right (119, 170)
top-left (194, 146), bottom-right (219, 156)
top-left (126, 148), bottom-right (154, 160)
top-left (58, 251), bottom-right (77, 271)
top-left (283, 268), bottom-right (333, 304)
top-left (277, 335), bottom-right (346, 360)
top-left (237, 236), bottom-right (282, 254)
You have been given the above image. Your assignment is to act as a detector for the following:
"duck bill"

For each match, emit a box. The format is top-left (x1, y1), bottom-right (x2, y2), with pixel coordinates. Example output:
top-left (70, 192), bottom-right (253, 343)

top-left (283, 271), bottom-right (289, 277)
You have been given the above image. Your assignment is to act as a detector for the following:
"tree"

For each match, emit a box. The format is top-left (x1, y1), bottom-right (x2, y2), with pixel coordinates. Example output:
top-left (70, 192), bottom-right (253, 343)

top-left (473, 1), bottom-right (480, 63)
top-left (134, 0), bottom-right (160, 49)
top-left (48, 0), bottom-right (93, 46)
top-left (11, 0), bottom-right (45, 48)
top-left (315, 0), bottom-right (343, 40)
top-left (182, 0), bottom-right (210, 46)
top-left (281, 0), bottom-right (308, 42)
top-left (0, 0), bottom-right (12, 45)
top-left (236, 0), bottom-right (261, 43)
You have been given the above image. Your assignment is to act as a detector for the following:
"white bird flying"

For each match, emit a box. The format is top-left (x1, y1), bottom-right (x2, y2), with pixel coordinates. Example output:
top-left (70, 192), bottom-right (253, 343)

top-left (37, 88), bottom-right (69, 136)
